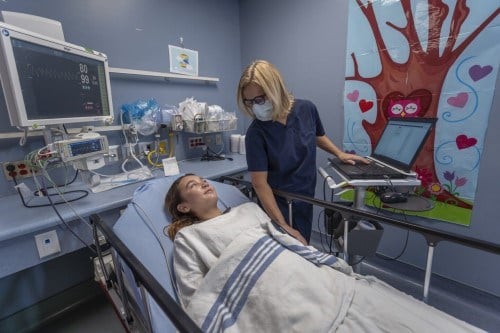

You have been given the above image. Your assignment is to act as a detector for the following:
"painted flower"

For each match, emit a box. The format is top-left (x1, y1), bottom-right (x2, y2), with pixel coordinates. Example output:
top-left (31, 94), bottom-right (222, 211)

top-left (415, 166), bottom-right (433, 186)
top-left (455, 177), bottom-right (467, 187)
top-left (428, 182), bottom-right (444, 195)
top-left (443, 171), bottom-right (455, 181)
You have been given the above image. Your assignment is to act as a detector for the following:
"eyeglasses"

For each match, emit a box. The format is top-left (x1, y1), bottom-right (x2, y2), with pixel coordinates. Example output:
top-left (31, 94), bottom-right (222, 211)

top-left (243, 94), bottom-right (266, 107)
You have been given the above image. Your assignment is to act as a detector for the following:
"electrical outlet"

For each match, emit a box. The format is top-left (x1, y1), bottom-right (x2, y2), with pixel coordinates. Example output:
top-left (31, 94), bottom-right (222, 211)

top-left (188, 137), bottom-right (205, 149)
top-left (2, 160), bottom-right (40, 180)
top-left (138, 141), bottom-right (154, 155)
top-left (35, 230), bottom-right (61, 259)
top-left (215, 134), bottom-right (222, 146)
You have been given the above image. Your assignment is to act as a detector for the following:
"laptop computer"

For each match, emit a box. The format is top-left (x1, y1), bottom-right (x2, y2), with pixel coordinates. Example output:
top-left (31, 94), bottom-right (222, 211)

top-left (329, 117), bottom-right (437, 180)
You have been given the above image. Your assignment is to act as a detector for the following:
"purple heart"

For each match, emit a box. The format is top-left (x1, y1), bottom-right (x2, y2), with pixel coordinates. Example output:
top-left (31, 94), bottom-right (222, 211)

top-left (469, 65), bottom-right (493, 82)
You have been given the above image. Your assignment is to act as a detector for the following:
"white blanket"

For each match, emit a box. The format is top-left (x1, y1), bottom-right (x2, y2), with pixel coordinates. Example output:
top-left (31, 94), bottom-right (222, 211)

top-left (173, 202), bottom-right (484, 333)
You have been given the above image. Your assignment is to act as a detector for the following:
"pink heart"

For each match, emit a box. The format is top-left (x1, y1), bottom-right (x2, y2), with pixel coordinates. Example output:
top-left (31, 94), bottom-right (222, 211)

top-left (456, 134), bottom-right (477, 150)
top-left (359, 99), bottom-right (373, 113)
top-left (346, 90), bottom-right (359, 102)
top-left (469, 65), bottom-right (493, 82)
top-left (447, 92), bottom-right (468, 108)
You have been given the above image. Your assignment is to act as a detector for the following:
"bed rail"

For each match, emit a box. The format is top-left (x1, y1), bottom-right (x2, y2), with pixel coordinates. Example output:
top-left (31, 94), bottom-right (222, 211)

top-left (89, 214), bottom-right (203, 333)
top-left (219, 175), bottom-right (500, 301)
top-left (275, 189), bottom-right (500, 254)
top-left (90, 177), bottom-right (500, 331)
top-left (274, 188), bottom-right (500, 300)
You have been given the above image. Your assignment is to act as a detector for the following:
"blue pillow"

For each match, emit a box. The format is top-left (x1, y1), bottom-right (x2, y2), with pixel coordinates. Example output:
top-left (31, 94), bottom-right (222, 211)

top-left (112, 175), bottom-right (250, 332)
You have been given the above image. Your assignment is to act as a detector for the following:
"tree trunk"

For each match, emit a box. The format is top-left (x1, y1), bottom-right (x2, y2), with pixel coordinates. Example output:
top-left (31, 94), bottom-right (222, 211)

top-left (346, 1), bottom-right (500, 210)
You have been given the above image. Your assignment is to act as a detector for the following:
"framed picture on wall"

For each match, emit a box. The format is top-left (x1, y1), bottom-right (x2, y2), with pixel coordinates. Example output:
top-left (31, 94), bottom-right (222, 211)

top-left (168, 45), bottom-right (199, 76)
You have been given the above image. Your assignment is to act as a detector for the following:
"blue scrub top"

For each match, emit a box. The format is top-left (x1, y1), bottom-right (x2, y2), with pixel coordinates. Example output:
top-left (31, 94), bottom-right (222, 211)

top-left (245, 99), bottom-right (326, 196)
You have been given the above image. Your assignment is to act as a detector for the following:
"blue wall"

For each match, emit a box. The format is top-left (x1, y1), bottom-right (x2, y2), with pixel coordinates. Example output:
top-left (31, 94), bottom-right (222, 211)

top-left (239, 0), bottom-right (500, 296)
top-left (1, 0), bottom-right (499, 301)
top-left (0, 0), bottom-right (243, 197)
top-left (0, 0), bottom-right (243, 320)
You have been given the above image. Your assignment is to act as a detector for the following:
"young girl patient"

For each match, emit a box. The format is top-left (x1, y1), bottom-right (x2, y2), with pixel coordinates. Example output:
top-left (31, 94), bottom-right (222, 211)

top-left (164, 174), bottom-right (483, 333)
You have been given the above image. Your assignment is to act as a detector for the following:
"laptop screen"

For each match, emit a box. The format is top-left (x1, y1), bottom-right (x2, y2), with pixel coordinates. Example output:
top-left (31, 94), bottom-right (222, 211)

top-left (372, 118), bottom-right (437, 171)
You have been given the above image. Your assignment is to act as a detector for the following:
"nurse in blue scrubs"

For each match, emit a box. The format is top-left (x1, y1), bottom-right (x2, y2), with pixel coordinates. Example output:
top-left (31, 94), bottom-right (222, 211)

top-left (237, 60), bottom-right (368, 245)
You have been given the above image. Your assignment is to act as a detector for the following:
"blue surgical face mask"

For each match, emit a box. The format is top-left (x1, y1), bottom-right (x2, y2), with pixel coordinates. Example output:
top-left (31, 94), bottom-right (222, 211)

top-left (252, 100), bottom-right (273, 121)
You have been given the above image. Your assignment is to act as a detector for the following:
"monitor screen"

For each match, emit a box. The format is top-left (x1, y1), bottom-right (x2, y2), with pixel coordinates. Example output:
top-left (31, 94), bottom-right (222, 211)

top-left (0, 22), bottom-right (114, 127)
top-left (372, 117), bottom-right (436, 170)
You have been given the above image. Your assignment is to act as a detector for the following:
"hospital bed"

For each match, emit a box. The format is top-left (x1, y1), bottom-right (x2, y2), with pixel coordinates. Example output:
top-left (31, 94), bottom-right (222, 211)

top-left (91, 176), bottom-right (500, 333)
top-left (91, 176), bottom-right (249, 332)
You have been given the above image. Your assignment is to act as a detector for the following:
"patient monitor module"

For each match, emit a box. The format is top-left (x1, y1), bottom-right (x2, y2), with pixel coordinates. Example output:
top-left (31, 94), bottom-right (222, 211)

top-left (54, 135), bottom-right (109, 170)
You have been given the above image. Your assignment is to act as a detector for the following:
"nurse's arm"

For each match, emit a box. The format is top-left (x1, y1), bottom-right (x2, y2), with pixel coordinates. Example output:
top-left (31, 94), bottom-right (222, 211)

top-left (250, 171), bottom-right (307, 245)
top-left (316, 135), bottom-right (370, 165)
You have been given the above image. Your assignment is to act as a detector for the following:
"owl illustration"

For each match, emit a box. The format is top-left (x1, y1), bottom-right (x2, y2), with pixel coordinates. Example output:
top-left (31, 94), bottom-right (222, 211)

top-left (386, 98), bottom-right (422, 118)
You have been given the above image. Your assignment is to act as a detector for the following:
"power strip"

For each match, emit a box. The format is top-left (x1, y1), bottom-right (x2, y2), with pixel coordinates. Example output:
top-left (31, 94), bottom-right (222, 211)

top-left (188, 137), bottom-right (205, 149)
top-left (2, 160), bottom-right (40, 180)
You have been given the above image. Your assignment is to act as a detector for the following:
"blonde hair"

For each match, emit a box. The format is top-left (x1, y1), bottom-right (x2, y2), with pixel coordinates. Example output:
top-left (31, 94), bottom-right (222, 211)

top-left (237, 60), bottom-right (294, 121)
top-left (164, 174), bottom-right (200, 240)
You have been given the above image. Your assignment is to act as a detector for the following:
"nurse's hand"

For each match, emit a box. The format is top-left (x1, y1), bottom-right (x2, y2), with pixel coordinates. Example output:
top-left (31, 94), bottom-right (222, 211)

top-left (337, 152), bottom-right (370, 166)
top-left (282, 224), bottom-right (308, 245)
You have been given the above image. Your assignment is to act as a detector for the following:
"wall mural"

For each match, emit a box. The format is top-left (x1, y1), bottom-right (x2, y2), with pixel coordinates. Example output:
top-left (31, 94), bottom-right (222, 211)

top-left (343, 0), bottom-right (499, 225)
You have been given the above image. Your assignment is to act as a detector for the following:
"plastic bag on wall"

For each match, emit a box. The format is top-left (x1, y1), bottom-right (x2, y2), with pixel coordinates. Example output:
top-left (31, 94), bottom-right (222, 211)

top-left (120, 99), bottom-right (161, 135)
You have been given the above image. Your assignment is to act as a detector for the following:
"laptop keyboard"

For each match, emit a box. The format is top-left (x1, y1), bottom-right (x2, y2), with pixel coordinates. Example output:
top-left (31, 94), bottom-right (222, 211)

top-left (328, 157), bottom-right (406, 179)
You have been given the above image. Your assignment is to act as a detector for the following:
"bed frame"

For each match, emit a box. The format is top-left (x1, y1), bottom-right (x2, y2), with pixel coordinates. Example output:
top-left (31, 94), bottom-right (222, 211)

top-left (91, 176), bottom-right (500, 333)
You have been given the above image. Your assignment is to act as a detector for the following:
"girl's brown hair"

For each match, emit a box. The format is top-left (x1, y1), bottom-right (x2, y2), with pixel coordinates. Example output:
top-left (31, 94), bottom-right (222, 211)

top-left (164, 174), bottom-right (200, 240)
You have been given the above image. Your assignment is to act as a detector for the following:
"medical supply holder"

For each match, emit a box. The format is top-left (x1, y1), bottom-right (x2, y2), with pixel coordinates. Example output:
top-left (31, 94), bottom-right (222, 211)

top-left (183, 114), bottom-right (237, 134)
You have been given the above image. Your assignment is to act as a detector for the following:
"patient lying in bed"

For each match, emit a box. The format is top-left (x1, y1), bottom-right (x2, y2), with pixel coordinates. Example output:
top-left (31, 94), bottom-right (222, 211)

top-left (165, 174), bottom-right (483, 333)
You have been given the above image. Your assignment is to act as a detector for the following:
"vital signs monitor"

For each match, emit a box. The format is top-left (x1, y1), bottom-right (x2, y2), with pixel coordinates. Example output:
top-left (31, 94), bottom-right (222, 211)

top-left (0, 21), bottom-right (114, 128)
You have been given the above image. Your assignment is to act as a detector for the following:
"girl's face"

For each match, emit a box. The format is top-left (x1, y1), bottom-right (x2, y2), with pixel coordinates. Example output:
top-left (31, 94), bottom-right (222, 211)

top-left (176, 175), bottom-right (218, 215)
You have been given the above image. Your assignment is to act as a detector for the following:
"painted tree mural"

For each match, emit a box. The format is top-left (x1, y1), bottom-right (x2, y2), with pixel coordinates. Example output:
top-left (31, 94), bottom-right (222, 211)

top-left (344, 0), bottom-right (499, 215)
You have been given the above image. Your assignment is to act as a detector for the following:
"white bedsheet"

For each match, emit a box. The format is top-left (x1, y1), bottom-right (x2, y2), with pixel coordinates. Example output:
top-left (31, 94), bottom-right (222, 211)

top-left (174, 202), bottom-right (484, 333)
top-left (112, 176), bottom-right (250, 333)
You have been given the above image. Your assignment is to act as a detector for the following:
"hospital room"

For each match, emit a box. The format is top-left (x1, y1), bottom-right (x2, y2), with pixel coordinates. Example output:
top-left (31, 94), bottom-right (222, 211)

top-left (0, 0), bottom-right (499, 332)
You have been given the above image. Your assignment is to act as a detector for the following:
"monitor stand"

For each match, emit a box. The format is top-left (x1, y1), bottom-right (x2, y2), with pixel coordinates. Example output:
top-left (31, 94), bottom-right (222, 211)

top-left (42, 125), bottom-right (70, 145)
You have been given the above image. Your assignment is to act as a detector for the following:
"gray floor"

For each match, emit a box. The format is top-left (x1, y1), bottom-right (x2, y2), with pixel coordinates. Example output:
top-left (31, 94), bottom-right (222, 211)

top-left (34, 294), bottom-right (126, 333)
